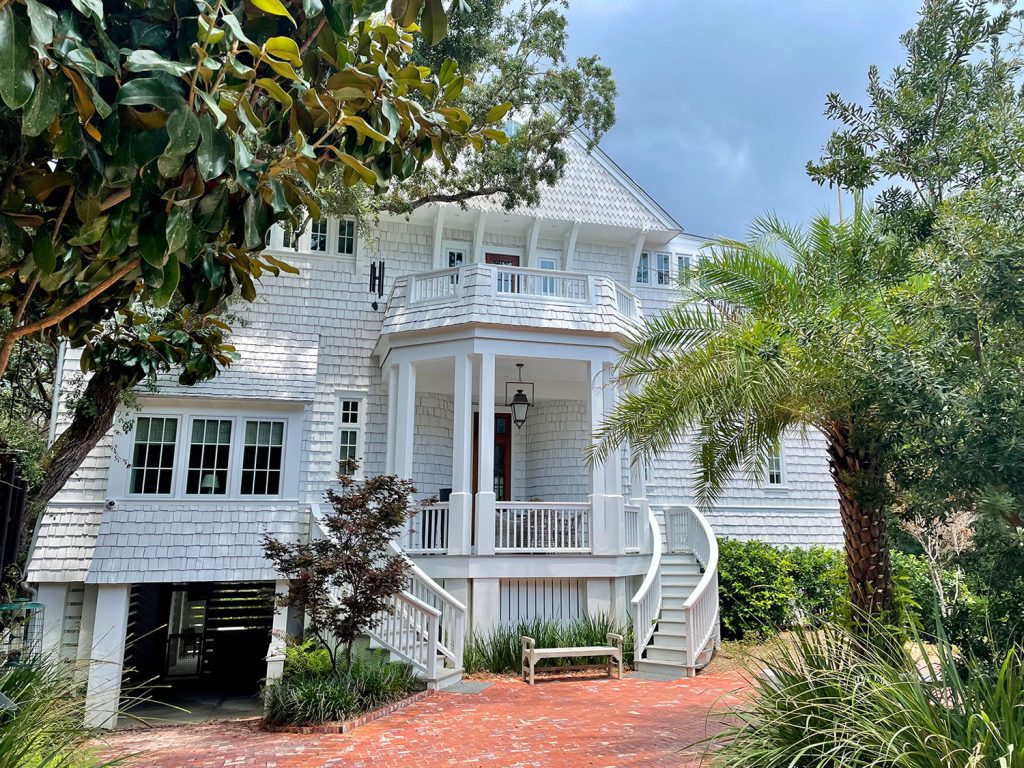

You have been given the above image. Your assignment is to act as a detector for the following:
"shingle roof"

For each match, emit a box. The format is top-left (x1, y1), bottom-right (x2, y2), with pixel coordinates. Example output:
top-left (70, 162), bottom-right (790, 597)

top-left (26, 504), bottom-right (104, 583)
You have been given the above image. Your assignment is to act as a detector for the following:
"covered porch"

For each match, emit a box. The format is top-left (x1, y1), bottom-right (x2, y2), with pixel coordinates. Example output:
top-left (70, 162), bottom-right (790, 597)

top-left (379, 335), bottom-right (650, 560)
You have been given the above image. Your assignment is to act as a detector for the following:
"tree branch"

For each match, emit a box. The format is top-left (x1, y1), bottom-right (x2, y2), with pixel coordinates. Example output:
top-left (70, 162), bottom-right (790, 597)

top-left (387, 185), bottom-right (510, 212)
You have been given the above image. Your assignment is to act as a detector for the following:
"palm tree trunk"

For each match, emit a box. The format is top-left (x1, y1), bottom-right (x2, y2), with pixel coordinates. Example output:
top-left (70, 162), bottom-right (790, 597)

top-left (825, 429), bottom-right (893, 618)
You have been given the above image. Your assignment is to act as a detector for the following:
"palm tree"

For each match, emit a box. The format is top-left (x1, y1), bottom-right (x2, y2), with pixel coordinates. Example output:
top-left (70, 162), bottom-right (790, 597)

top-left (592, 200), bottom-right (925, 617)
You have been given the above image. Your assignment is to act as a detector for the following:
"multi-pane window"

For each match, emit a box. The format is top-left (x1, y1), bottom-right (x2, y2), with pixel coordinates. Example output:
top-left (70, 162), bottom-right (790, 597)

top-left (337, 399), bottom-right (362, 469)
top-left (186, 419), bottom-right (232, 495)
top-left (241, 420), bottom-right (284, 495)
top-left (655, 252), bottom-right (671, 286)
top-left (130, 417), bottom-right (178, 494)
top-left (636, 252), bottom-right (650, 284)
top-left (677, 254), bottom-right (691, 284)
top-left (767, 445), bottom-right (784, 486)
top-left (447, 248), bottom-right (466, 267)
top-left (538, 257), bottom-right (557, 294)
top-left (281, 224), bottom-right (296, 249)
top-left (337, 218), bottom-right (356, 256)
top-left (309, 218), bottom-right (328, 252)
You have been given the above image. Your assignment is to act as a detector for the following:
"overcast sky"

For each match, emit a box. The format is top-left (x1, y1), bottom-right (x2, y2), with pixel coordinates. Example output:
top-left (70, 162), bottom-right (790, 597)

top-left (564, 1), bottom-right (922, 238)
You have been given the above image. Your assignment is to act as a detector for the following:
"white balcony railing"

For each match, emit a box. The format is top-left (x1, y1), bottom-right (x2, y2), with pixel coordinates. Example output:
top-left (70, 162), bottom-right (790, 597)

top-left (410, 268), bottom-right (461, 302)
top-left (493, 266), bottom-right (588, 302)
top-left (615, 284), bottom-right (640, 319)
top-left (494, 502), bottom-right (592, 553)
top-left (630, 508), bottom-right (663, 663)
top-left (402, 502), bottom-right (449, 555)
top-left (624, 503), bottom-right (641, 552)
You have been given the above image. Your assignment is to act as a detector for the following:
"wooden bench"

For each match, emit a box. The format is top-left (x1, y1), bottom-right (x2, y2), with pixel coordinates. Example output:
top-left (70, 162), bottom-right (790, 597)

top-left (520, 633), bottom-right (624, 685)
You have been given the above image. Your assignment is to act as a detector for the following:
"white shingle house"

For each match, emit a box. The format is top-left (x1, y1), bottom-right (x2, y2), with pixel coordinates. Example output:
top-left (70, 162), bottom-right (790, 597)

top-left (26, 134), bottom-right (841, 727)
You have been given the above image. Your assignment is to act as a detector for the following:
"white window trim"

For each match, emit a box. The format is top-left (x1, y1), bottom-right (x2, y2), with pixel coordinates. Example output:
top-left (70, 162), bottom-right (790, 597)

top-left (269, 217), bottom-right (358, 261)
top-left (479, 243), bottom-right (525, 264)
top-left (764, 444), bottom-right (789, 490)
top-left (334, 390), bottom-right (368, 479)
top-left (635, 251), bottom-right (651, 285)
top-left (441, 240), bottom-right (471, 269)
top-left (109, 401), bottom-right (303, 502)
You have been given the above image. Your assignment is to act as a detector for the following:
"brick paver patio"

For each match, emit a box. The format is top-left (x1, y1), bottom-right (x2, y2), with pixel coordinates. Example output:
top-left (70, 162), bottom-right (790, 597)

top-left (90, 672), bottom-right (748, 767)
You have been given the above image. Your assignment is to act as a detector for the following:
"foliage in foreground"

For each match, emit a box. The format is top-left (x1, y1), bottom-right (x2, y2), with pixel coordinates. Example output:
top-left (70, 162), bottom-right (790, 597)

top-left (262, 649), bottom-right (421, 727)
top-left (463, 613), bottom-right (633, 674)
top-left (0, 657), bottom-right (108, 768)
top-left (712, 621), bottom-right (1024, 768)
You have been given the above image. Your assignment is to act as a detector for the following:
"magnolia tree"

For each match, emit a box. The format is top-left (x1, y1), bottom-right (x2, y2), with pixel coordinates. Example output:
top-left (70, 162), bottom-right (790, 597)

top-left (0, 0), bottom-right (504, 382)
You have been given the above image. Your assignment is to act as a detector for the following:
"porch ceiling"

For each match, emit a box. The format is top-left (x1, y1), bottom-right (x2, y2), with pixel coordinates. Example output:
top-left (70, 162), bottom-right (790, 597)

top-left (414, 356), bottom-right (591, 402)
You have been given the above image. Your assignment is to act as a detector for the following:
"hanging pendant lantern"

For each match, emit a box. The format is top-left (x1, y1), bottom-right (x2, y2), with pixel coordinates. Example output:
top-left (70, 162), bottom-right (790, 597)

top-left (505, 363), bottom-right (534, 429)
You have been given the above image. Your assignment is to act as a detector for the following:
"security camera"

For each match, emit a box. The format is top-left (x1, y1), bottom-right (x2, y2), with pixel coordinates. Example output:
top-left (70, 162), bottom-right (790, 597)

top-left (105, 499), bottom-right (118, 510)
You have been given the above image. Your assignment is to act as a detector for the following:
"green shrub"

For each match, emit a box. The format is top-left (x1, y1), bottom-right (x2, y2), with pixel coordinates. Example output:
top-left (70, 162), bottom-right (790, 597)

top-left (284, 638), bottom-right (334, 677)
top-left (784, 545), bottom-right (847, 623)
top-left (717, 538), bottom-right (796, 640)
top-left (0, 656), bottom-right (112, 768)
top-left (463, 613), bottom-right (634, 674)
top-left (712, 621), bottom-right (1024, 768)
top-left (262, 650), bottom-right (421, 727)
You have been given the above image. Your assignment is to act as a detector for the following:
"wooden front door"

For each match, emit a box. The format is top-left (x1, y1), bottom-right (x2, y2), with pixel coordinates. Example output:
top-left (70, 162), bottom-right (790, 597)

top-left (472, 413), bottom-right (512, 501)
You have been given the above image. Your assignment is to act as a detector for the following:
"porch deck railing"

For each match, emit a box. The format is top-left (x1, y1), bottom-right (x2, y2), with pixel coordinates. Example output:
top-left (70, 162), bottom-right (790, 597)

top-left (410, 267), bottom-right (461, 302)
top-left (402, 502), bottom-right (449, 555)
top-left (614, 284), bottom-right (640, 319)
top-left (494, 502), bottom-right (592, 553)
top-left (630, 507), bottom-right (663, 663)
top-left (493, 266), bottom-right (588, 302)
top-left (665, 505), bottom-right (721, 672)
top-left (624, 503), bottom-right (641, 552)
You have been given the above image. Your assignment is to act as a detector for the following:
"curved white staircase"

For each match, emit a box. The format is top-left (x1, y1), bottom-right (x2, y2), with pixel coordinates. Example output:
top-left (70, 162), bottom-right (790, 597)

top-left (632, 505), bottom-right (720, 679)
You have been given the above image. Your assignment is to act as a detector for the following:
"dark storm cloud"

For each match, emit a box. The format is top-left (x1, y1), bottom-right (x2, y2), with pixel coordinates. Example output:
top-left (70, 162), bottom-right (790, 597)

top-left (564, 1), bottom-right (920, 238)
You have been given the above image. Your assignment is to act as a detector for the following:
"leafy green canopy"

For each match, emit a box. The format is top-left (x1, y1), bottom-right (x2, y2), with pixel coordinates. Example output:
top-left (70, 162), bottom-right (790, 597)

top-left (0, 0), bottom-right (505, 381)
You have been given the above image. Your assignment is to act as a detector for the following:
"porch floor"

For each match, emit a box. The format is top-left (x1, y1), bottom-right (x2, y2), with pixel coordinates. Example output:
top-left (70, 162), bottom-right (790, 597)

top-left (91, 672), bottom-right (748, 767)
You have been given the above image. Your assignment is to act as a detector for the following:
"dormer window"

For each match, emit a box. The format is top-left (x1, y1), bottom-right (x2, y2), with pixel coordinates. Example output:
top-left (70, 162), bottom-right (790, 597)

top-left (309, 219), bottom-right (329, 252)
top-left (636, 252), bottom-right (650, 284)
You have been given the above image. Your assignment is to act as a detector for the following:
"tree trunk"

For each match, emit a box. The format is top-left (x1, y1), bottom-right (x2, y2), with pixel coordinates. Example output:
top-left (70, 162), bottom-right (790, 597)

top-left (31, 367), bottom-right (135, 511)
top-left (825, 429), bottom-right (893, 618)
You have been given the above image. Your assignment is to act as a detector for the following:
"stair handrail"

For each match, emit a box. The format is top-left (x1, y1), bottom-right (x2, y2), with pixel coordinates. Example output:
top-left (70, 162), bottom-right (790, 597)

top-left (677, 504), bottom-right (720, 673)
top-left (629, 506), bottom-right (663, 663)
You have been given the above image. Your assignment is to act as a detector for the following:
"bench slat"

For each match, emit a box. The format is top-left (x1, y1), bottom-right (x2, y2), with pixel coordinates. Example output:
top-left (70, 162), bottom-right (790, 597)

top-left (529, 646), bottom-right (619, 658)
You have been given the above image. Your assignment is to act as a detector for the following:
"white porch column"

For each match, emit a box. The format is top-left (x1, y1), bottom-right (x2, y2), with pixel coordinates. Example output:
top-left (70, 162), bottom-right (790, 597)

top-left (448, 353), bottom-right (473, 555)
top-left (475, 352), bottom-right (496, 556)
top-left (36, 582), bottom-right (68, 659)
top-left (74, 585), bottom-right (98, 685)
top-left (394, 361), bottom-right (416, 480)
top-left (84, 584), bottom-right (131, 729)
top-left (385, 363), bottom-right (399, 474)
top-left (589, 358), bottom-right (612, 555)
top-left (265, 578), bottom-right (290, 682)
top-left (602, 362), bottom-right (625, 554)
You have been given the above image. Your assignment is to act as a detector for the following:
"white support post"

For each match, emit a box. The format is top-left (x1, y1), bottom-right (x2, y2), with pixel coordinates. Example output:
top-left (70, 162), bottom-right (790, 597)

top-left (589, 357), bottom-right (611, 555)
top-left (475, 352), bottom-right (496, 555)
top-left (471, 578), bottom-right (500, 633)
top-left (394, 361), bottom-right (416, 481)
top-left (525, 217), bottom-right (541, 267)
top-left (432, 206), bottom-right (446, 269)
top-left (385, 363), bottom-right (399, 474)
top-left (564, 221), bottom-right (580, 271)
top-left (603, 362), bottom-right (625, 555)
top-left (448, 352), bottom-right (473, 555)
top-left (472, 212), bottom-right (487, 263)
top-left (629, 231), bottom-right (646, 283)
top-left (74, 585), bottom-right (98, 685)
top-left (265, 578), bottom-right (289, 682)
top-left (36, 582), bottom-right (68, 659)
top-left (84, 584), bottom-right (131, 729)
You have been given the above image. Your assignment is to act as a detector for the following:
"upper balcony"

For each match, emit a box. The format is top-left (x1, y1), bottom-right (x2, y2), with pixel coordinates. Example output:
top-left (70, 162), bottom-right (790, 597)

top-left (379, 263), bottom-right (644, 341)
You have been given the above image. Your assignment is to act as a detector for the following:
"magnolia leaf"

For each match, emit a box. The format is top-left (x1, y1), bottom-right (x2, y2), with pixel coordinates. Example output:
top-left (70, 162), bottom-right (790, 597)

top-left (421, 0), bottom-right (446, 46)
top-left (302, 0), bottom-right (323, 18)
top-left (263, 253), bottom-right (300, 274)
top-left (233, 134), bottom-right (253, 170)
top-left (67, 215), bottom-right (108, 246)
top-left (22, 72), bottom-right (64, 137)
top-left (334, 152), bottom-right (376, 185)
top-left (117, 77), bottom-right (187, 111)
top-left (442, 73), bottom-right (464, 102)
top-left (139, 215), bottom-right (168, 266)
top-left (25, 0), bottom-right (57, 45)
top-left (438, 58), bottom-right (456, 86)
top-left (151, 252), bottom-right (180, 306)
top-left (265, 58), bottom-right (302, 82)
top-left (197, 113), bottom-right (230, 180)
top-left (220, 10), bottom-right (253, 44)
top-left (165, 206), bottom-right (190, 252)
top-left (139, 256), bottom-right (164, 288)
top-left (164, 105), bottom-right (201, 156)
top-left (32, 236), bottom-right (56, 274)
top-left (0, 7), bottom-right (35, 109)
top-left (250, 0), bottom-right (296, 25)
top-left (255, 77), bottom-right (293, 110)
top-left (69, 0), bottom-right (104, 23)
top-left (381, 98), bottom-right (400, 140)
top-left (265, 36), bottom-right (303, 66)
top-left (340, 115), bottom-right (388, 142)
top-left (485, 102), bottom-right (513, 124)
top-left (391, 0), bottom-right (420, 26)
top-left (124, 49), bottom-right (194, 77)
top-left (482, 127), bottom-right (508, 145)
top-left (196, 89), bottom-right (228, 128)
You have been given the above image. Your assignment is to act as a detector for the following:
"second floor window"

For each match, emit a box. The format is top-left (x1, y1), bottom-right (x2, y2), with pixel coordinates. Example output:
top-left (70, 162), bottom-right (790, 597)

top-left (636, 252), bottom-right (650, 284)
top-left (186, 419), bottom-right (232, 495)
top-left (241, 420), bottom-right (284, 495)
top-left (337, 218), bottom-right (356, 256)
top-left (655, 253), bottom-right (671, 286)
top-left (337, 397), bottom-right (364, 469)
top-left (767, 445), bottom-right (784, 486)
top-left (309, 219), bottom-right (328, 252)
top-left (677, 254), bottom-right (691, 284)
top-left (130, 417), bottom-right (178, 494)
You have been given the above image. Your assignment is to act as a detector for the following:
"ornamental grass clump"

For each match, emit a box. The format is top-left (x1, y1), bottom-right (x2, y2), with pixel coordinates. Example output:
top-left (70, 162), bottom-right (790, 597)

top-left (262, 649), bottom-right (421, 727)
top-left (712, 619), bottom-right (1024, 768)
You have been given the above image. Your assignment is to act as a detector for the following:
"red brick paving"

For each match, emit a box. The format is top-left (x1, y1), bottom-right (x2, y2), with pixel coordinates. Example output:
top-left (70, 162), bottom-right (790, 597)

top-left (90, 672), bottom-right (748, 767)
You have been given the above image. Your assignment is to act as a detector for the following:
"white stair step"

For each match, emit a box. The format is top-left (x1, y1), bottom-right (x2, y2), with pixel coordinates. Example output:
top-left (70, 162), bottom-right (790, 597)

top-left (655, 618), bottom-right (687, 635)
top-left (661, 608), bottom-right (686, 621)
top-left (652, 633), bottom-right (689, 649)
top-left (663, 585), bottom-right (696, 599)
top-left (645, 646), bottom-right (689, 664)
top-left (635, 659), bottom-right (691, 679)
top-left (663, 574), bottom-right (701, 588)
top-left (662, 564), bottom-right (702, 576)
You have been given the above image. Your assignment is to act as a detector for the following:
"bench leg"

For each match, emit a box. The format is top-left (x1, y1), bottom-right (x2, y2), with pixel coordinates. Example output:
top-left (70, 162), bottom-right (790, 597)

top-left (529, 657), bottom-right (535, 686)
top-left (617, 653), bottom-right (623, 680)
